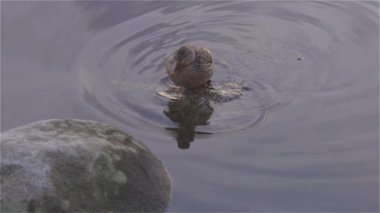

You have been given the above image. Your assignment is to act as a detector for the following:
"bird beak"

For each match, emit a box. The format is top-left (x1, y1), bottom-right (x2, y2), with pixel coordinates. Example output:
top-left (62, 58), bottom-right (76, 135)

top-left (169, 61), bottom-right (178, 75)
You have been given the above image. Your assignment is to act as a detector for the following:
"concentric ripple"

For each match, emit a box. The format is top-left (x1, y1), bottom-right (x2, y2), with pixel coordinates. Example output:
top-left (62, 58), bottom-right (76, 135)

top-left (75, 2), bottom-right (335, 136)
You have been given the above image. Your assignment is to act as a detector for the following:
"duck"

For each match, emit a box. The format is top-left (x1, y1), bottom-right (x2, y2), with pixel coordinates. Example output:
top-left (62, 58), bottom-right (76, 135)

top-left (166, 45), bottom-right (213, 89)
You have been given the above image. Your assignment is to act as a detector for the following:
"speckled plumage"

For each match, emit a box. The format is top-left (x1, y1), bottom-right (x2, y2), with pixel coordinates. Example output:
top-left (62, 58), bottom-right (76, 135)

top-left (166, 45), bottom-right (213, 89)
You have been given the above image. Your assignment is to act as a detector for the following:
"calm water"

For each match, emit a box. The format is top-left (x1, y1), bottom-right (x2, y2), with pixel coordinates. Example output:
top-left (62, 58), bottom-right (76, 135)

top-left (1, 1), bottom-right (379, 211)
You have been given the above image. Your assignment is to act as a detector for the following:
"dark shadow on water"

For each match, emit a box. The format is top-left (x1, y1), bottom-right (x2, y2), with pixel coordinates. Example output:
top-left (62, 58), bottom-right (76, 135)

top-left (163, 89), bottom-right (214, 149)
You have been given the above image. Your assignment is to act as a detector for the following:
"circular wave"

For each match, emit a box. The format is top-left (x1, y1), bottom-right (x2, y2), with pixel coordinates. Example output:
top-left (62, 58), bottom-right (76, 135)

top-left (75, 2), bottom-right (334, 136)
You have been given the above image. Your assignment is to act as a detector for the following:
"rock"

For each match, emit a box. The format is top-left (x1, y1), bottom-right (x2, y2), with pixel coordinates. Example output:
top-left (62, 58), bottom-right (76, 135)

top-left (0, 119), bottom-right (171, 212)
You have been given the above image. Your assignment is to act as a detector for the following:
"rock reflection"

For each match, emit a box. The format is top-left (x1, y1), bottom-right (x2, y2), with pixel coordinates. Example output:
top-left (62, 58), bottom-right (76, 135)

top-left (163, 87), bottom-right (214, 149)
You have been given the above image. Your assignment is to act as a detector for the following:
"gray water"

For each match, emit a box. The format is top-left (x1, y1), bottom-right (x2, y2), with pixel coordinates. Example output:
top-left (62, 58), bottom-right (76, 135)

top-left (1, 1), bottom-right (379, 211)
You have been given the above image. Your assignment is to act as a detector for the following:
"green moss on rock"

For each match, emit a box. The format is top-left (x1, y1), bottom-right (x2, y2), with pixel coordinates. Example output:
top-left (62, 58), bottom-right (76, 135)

top-left (1, 119), bottom-right (171, 213)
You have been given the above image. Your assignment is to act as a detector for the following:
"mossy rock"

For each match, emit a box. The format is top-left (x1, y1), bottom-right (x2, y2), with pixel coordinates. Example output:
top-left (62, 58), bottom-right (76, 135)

top-left (0, 119), bottom-right (171, 212)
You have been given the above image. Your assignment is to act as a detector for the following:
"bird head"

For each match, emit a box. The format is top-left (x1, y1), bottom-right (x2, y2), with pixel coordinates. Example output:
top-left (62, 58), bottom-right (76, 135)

top-left (169, 46), bottom-right (195, 75)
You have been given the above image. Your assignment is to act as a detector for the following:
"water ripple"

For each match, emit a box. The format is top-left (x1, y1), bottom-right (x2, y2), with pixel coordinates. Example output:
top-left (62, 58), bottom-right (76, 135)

top-left (75, 2), bottom-right (354, 138)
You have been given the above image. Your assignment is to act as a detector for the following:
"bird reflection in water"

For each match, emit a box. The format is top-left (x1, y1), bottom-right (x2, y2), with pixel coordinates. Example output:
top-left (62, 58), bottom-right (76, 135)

top-left (163, 86), bottom-right (214, 149)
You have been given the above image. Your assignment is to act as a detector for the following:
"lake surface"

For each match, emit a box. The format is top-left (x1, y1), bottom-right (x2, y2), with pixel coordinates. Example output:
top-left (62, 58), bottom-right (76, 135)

top-left (1, 1), bottom-right (379, 211)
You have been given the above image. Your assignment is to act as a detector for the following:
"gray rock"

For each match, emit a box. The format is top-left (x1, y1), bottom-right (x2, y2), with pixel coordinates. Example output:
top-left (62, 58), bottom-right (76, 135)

top-left (0, 119), bottom-right (171, 212)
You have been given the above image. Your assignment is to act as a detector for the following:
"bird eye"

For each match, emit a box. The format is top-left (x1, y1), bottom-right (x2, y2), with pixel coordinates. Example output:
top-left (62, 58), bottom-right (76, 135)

top-left (176, 54), bottom-right (185, 62)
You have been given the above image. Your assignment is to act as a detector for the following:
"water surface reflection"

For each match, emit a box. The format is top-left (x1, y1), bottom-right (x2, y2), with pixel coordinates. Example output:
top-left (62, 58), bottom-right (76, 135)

top-left (1, 1), bottom-right (379, 211)
top-left (164, 87), bottom-right (214, 149)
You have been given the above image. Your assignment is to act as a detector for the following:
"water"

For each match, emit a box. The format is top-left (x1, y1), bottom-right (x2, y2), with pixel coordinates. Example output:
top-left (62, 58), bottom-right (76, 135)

top-left (1, 1), bottom-right (379, 211)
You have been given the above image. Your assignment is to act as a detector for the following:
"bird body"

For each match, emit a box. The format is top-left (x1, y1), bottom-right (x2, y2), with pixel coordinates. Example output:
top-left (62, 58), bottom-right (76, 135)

top-left (166, 45), bottom-right (213, 89)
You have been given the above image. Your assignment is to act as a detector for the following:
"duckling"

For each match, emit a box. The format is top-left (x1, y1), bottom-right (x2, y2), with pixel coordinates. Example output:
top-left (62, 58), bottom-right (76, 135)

top-left (166, 45), bottom-right (213, 89)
